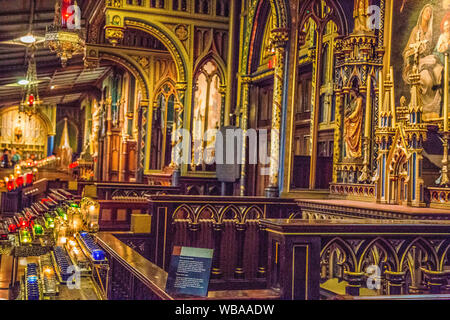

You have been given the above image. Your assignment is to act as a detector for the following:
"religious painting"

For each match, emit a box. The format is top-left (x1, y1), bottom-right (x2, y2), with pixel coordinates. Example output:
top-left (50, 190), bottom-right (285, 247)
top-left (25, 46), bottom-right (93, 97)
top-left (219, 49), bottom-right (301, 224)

top-left (392, 0), bottom-right (450, 121)
top-left (192, 61), bottom-right (222, 167)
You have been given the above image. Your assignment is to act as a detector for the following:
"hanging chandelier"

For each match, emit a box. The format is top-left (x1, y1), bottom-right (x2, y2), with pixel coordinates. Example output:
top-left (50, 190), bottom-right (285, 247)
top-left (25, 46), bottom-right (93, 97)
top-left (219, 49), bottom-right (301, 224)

top-left (19, 47), bottom-right (42, 118)
top-left (45, 0), bottom-right (85, 67)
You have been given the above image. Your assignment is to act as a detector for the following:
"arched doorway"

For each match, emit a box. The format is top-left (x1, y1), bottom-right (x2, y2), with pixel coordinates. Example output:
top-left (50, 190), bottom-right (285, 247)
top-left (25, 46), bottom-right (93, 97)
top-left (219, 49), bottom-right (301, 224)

top-left (288, 0), bottom-right (348, 191)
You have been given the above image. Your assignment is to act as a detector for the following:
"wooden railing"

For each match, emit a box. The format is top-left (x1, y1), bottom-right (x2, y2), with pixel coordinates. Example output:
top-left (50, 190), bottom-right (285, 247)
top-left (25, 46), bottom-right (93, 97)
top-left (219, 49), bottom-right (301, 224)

top-left (96, 232), bottom-right (173, 300)
top-left (98, 200), bottom-right (149, 231)
top-left (147, 175), bottom-right (225, 196)
top-left (96, 232), bottom-right (281, 300)
top-left (95, 182), bottom-right (180, 200)
top-left (147, 195), bottom-right (300, 291)
top-left (261, 218), bottom-right (450, 300)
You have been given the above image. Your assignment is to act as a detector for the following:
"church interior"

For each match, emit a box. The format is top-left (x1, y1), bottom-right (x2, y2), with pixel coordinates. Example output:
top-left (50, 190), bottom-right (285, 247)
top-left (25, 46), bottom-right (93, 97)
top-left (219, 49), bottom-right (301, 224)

top-left (1, 0), bottom-right (450, 301)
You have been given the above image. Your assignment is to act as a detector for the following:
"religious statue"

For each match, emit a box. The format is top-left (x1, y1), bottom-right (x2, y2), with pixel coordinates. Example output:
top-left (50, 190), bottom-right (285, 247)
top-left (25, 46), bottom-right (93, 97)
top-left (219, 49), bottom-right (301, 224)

top-left (403, 4), bottom-right (443, 120)
top-left (353, 0), bottom-right (371, 33)
top-left (344, 88), bottom-right (364, 159)
top-left (434, 13), bottom-right (450, 64)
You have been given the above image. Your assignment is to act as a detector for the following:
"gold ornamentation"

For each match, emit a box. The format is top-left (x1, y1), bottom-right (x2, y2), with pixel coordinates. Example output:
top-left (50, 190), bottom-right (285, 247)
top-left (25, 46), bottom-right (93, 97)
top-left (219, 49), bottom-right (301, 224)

top-left (112, 15), bottom-right (121, 26)
top-left (105, 26), bottom-right (125, 46)
top-left (125, 20), bottom-right (187, 83)
top-left (268, 34), bottom-right (287, 189)
top-left (106, 0), bottom-right (122, 8)
top-left (45, 1), bottom-right (86, 67)
top-left (174, 24), bottom-right (189, 41)
top-left (353, 0), bottom-right (372, 33)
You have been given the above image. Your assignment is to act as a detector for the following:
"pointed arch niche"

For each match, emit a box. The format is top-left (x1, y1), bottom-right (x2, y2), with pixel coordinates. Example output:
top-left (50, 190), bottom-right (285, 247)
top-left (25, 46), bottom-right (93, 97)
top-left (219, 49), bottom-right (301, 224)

top-left (190, 59), bottom-right (224, 172)
top-left (150, 80), bottom-right (177, 171)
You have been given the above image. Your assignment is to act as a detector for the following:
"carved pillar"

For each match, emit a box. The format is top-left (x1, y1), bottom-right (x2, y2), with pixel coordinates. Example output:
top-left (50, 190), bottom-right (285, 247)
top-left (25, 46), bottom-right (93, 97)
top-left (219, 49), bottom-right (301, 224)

top-left (257, 222), bottom-right (268, 278)
top-left (211, 222), bottom-right (224, 279)
top-left (136, 100), bottom-right (149, 183)
top-left (265, 29), bottom-right (289, 198)
top-left (333, 92), bottom-right (343, 183)
top-left (234, 222), bottom-right (246, 279)
top-left (385, 271), bottom-right (406, 295)
top-left (104, 96), bottom-right (112, 181)
top-left (188, 222), bottom-right (200, 247)
top-left (239, 76), bottom-right (251, 196)
top-left (118, 98), bottom-right (127, 182)
top-left (422, 269), bottom-right (447, 294)
top-left (439, 53), bottom-right (450, 186)
top-left (359, 75), bottom-right (373, 182)
top-left (344, 271), bottom-right (364, 296)
top-left (219, 85), bottom-right (227, 127)
top-left (406, 69), bottom-right (427, 207)
top-left (172, 82), bottom-right (187, 187)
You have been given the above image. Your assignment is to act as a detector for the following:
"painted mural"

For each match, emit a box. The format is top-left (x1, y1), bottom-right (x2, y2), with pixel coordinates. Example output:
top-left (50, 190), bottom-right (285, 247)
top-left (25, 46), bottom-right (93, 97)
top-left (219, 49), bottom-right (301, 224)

top-left (392, 0), bottom-right (450, 121)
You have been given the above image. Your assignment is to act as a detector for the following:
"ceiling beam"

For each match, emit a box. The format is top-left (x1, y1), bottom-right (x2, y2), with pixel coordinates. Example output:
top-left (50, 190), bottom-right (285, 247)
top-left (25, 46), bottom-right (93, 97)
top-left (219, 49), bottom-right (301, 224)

top-left (0, 84), bottom-right (102, 107)
top-left (0, 10), bottom-right (53, 18)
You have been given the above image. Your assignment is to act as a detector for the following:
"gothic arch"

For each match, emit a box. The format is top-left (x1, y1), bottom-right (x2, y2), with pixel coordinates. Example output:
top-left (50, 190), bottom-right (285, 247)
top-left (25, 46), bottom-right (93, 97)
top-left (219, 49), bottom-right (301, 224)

top-left (36, 109), bottom-right (54, 136)
top-left (242, 0), bottom-right (290, 76)
top-left (269, 0), bottom-right (289, 30)
top-left (95, 51), bottom-right (151, 103)
top-left (0, 105), bottom-right (54, 138)
top-left (298, 0), bottom-right (349, 36)
top-left (194, 54), bottom-right (226, 86)
top-left (124, 19), bottom-right (189, 85)
top-left (248, 0), bottom-right (272, 74)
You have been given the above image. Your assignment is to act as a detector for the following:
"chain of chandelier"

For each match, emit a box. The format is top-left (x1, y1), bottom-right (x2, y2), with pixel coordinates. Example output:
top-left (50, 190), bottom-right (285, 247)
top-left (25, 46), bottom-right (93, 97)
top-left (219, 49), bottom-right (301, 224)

top-left (20, 0), bottom-right (85, 118)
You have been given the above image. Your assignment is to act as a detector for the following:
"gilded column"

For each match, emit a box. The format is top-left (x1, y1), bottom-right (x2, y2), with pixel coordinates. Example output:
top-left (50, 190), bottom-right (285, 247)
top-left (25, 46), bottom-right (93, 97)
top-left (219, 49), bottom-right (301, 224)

top-left (265, 29), bottom-right (289, 198)
top-left (239, 76), bottom-right (251, 196)
top-left (439, 53), bottom-right (449, 186)
top-left (333, 92), bottom-right (343, 183)
top-left (219, 85), bottom-right (227, 127)
top-left (136, 99), bottom-right (149, 183)
top-left (118, 98), bottom-right (127, 182)
top-left (172, 82), bottom-right (187, 187)
top-left (104, 96), bottom-right (112, 181)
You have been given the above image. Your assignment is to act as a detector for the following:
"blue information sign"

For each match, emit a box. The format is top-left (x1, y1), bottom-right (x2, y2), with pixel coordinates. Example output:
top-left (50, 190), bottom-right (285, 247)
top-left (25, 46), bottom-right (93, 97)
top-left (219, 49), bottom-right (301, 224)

top-left (165, 246), bottom-right (214, 297)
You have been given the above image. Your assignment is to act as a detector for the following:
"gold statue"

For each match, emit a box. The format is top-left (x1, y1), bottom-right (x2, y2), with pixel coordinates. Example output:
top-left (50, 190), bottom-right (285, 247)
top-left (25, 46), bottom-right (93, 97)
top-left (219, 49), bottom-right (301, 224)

top-left (344, 88), bottom-right (364, 159)
top-left (90, 100), bottom-right (100, 158)
top-left (353, 0), bottom-right (371, 33)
